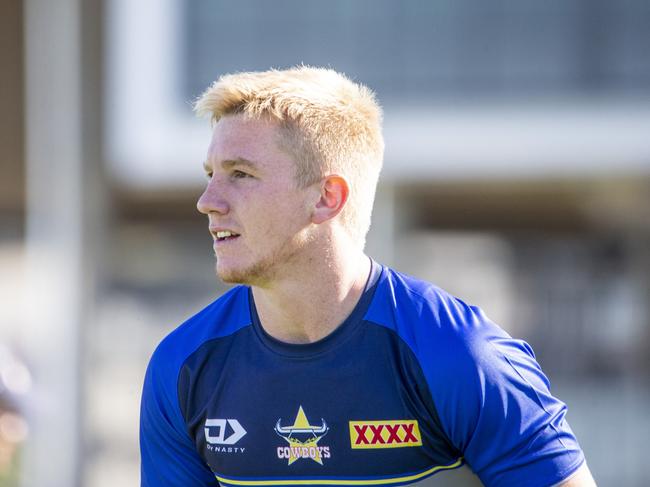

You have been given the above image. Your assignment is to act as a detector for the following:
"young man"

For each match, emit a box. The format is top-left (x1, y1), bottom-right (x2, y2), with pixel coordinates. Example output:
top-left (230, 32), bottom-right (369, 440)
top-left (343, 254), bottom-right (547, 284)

top-left (140, 67), bottom-right (596, 486)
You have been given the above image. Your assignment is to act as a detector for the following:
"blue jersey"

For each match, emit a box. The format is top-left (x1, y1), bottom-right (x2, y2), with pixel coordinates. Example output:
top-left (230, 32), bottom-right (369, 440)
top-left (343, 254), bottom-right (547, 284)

top-left (140, 261), bottom-right (584, 487)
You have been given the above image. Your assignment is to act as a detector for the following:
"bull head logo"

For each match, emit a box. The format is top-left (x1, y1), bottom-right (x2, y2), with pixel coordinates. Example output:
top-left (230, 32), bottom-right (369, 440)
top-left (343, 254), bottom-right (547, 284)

top-left (274, 406), bottom-right (329, 465)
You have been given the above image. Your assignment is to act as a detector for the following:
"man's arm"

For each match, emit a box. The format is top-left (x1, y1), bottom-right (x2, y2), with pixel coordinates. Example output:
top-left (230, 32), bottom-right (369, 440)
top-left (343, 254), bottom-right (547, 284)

top-left (559, 462), bottom-right (597, 486)
top-left (140, 344), bottom-right (218, 486)
top-left (416, 293), bottom-right (589, 487)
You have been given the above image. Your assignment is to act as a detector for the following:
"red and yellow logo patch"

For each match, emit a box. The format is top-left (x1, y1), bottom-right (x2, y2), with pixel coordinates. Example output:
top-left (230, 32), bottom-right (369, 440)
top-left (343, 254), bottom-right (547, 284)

top-left (349, 420), bottom-right (422, 449)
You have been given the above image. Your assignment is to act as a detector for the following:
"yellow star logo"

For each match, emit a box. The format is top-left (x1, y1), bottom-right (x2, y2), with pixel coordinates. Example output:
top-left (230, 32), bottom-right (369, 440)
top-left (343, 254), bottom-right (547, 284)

top-left (274, 406), bottom-right (329, 465)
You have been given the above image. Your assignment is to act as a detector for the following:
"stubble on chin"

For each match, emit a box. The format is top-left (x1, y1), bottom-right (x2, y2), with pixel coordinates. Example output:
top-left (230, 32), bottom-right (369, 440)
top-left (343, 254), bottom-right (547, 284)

top-left (213, 227), bottom-right (316, 287)
top-left (215, 260), bottom-right (274, 287)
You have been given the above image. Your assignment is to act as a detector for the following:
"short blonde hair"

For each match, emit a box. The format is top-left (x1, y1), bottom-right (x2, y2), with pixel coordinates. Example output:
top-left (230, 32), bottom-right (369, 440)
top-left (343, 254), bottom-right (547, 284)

top-left (194, 66), bottom-right (384, 248)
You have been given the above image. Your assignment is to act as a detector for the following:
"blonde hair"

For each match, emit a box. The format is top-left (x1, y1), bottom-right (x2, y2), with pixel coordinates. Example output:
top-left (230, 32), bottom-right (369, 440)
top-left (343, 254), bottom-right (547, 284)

top-left (194, 66), bottom-right (384, 248)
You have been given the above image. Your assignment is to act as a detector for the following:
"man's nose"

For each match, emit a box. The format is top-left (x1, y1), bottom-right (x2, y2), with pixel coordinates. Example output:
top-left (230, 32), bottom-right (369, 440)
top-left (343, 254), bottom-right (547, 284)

top-left (197, 181), bottom-right (229, 215)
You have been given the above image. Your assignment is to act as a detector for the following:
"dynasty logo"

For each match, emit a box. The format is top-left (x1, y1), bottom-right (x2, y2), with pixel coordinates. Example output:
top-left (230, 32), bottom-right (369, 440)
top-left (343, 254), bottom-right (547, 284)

top-left (274, 406), bottom-right (331, 465)
top-left (349, 420), bottom-right (422, 449)
top-left (204, 418), bottom-right (247, 454)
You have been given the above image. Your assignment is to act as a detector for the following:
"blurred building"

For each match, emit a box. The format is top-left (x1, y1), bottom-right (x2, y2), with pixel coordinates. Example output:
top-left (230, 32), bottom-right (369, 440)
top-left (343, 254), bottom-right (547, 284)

top-left (2, 1), bottom-right (649, 486)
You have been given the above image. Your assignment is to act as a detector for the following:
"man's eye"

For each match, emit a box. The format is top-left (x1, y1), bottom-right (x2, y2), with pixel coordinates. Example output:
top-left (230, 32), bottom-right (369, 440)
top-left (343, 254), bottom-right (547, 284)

top-left (205, 172), bottom-right (213, 181)
top-left (232, 170), bottom-right (250, 179)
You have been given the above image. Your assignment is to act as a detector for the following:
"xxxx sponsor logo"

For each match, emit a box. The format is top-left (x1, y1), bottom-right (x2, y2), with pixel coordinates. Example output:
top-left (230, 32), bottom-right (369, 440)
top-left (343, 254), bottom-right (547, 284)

top-left (349, 420), bottom-right (422, 449)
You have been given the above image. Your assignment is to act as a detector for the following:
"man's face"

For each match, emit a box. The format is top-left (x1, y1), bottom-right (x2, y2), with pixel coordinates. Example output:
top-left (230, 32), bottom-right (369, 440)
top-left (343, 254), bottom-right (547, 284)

top-left (197, 114), bottom-right (318, 285)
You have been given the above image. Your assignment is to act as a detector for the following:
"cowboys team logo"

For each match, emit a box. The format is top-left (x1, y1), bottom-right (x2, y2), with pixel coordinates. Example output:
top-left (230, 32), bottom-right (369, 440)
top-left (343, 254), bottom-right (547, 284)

top-left (274, 406), bottom-right (331, 465)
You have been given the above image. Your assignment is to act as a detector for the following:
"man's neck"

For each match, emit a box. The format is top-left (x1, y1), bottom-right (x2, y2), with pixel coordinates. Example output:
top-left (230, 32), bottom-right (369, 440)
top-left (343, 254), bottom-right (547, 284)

top-left (251, 250), bottom-right (371, 344)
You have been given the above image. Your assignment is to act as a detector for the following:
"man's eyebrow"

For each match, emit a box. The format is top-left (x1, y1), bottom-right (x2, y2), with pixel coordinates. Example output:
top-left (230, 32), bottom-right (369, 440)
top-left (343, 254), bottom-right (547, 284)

top-left (203, 158), bottom-right (259, 172)
top-left (221, 157), bottom-right (259, 170)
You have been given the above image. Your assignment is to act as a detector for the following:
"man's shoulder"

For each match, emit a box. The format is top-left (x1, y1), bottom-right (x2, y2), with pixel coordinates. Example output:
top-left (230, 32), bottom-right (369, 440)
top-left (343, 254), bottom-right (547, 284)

top-left (368, 265), bottom-right (492, 337)
top-left (147, 285), bottom-right (252, 377)
top-left (368, 265), bottom-right (514, 370)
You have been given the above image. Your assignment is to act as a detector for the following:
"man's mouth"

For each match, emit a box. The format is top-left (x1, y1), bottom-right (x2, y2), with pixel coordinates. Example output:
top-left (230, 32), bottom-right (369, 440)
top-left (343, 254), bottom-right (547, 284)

top-left (214, 230), bottom-right (240, 242)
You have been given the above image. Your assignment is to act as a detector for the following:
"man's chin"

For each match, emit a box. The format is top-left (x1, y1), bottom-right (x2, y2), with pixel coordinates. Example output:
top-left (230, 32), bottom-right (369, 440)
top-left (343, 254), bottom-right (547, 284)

top-left (216, 262), bottom-right (268, 286)
top-left (218, 272), bottom-right (248, 285)
top-left (216, 266), bottom-right (247, 285)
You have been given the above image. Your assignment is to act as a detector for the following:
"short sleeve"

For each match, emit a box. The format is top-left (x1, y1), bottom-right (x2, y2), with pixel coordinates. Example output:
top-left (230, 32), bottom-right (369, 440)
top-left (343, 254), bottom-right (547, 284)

top-left (140, 347), bottom-right (218, 487)
top-left (424, 300), bottom-right (585, 487)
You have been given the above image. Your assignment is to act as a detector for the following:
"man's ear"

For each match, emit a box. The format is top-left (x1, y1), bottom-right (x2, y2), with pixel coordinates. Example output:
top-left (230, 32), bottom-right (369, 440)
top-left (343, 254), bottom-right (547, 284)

top-left (311, 175), bottom-right (349, 225)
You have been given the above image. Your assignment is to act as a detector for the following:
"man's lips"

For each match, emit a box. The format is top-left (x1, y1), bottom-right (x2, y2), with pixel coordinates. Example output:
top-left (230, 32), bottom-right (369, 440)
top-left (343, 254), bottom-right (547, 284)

top-left (209, 228), bottom-right (241, 243)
